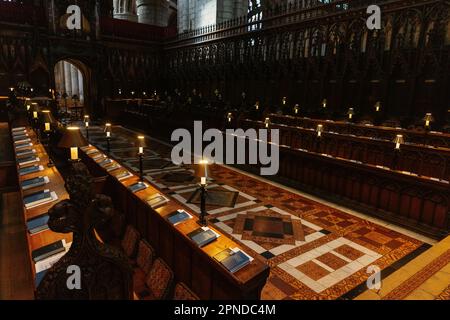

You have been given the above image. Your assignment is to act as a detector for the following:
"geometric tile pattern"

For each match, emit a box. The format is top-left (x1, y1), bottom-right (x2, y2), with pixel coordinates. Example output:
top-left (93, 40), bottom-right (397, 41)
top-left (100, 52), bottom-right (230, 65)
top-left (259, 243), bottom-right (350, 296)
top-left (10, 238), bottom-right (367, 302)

top-left (83, 125), bottom-right (426, 300)
top-left (278, 237), bottom-right (382, 293)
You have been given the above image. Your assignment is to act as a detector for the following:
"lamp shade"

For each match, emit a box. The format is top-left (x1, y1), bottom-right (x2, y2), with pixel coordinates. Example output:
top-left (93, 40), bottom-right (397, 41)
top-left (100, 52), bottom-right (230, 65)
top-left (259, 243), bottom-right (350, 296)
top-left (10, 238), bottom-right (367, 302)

top-left (393, 134), bottom-right (404, 144)
top-left (39, 110), bottom-right (55, 125)
top-left (423, 113), bottom-right (434, 124)
top-left (104, 123), bottom-right (112, 133)
top-left (58, 126), bottom-right (88, 148)
top-left (137, 135), bottom-right (147, 148)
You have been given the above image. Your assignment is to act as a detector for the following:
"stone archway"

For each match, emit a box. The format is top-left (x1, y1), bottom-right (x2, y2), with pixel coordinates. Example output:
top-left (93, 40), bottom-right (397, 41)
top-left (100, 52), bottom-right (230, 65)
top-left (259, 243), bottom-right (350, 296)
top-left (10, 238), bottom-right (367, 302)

top-left (53, 58), bottom-right (93, 117)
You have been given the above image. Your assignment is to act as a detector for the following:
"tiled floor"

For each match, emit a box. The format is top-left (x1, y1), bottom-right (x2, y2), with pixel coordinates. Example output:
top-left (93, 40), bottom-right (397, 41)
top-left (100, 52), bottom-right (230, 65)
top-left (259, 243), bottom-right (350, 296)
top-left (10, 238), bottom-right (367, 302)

top-left (84, 125), bottom-right (438, 300)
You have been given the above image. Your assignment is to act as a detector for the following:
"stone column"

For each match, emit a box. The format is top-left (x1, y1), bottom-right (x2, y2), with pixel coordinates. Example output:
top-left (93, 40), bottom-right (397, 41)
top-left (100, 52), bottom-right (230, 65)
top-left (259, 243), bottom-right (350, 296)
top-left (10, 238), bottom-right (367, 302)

top-left (114, 0), bottom-right (138, 22)
top-left (63, 62), bottom-right (72, 96)
top-left (136, 0), bottom-right (170, 27)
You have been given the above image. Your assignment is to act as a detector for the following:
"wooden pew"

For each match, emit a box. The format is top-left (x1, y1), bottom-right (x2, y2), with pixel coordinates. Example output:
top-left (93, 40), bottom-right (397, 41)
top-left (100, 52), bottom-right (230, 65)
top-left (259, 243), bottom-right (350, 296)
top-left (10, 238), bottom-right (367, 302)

top-left (9, 124), bottom-right (71, 296)
top-left (80, 145), bottom-right (270, 300)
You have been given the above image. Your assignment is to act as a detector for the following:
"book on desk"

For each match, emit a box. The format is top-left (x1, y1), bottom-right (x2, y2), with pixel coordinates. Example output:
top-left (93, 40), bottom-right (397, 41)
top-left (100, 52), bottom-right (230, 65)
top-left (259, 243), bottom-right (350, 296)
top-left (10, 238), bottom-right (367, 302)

top-left (98, 158), bottom-right (113, 167)
top-left (23, 189), bottom-right (58, 209)
top-left (16, 148), bottom-right (36, 157)
top-left (32, 239), bottom-right (65, 263)
top-left (113, 169), bottom-right (133, 181)
top-left (18, 164), bottom-right (44, 176)
top-left (15, 142), bottom-right (33, 150)
top-left (21, 176), bottom-right (49, 190)
top-left (105, 162), bottom-right (121, 172)
top-left (14, 138), bottom-right (32, 144)
top-left (26, 214), bottom-right (50, 234)
top-left (166, 209), bottom-right (192, 225)
top-left (12, 126), bottom-right (26, 132)
top-left (34, 240), bottom-right (72, 274)
top-left (128, 181), bottom-right (148, 193)
top-left (12, 134), bottom-right (29, 141)
top-left (18, 155), bottom-right (40, 166)
top-left (188, 227), bottom-right (220, 247)
top-left (214, 248), bottom-right (253, 273)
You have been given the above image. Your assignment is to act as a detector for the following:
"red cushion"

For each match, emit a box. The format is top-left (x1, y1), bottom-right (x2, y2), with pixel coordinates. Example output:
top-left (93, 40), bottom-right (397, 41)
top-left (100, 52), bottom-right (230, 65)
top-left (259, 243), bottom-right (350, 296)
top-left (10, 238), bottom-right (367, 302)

top-left (145, 258), bottom-right (174, 300)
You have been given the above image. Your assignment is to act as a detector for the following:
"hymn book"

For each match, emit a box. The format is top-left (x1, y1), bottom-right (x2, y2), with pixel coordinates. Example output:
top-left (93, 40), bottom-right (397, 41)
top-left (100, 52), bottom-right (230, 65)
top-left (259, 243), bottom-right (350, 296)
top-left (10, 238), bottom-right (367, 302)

top-left (26, 214), bottom-right (50, 234)
top-left (32, 240), bottom-right (65, 262)
top-left (166, 209), bottom-right (192, 225)
top-left (128, 181), bottom-right (148, 193)
top-left (19, 164), bottom-right (43, 176)
top-left (188, 227), bottom-right (220, 247)
top-left (21, 176), bottom-right (49, 190)
top-left (214, 248), bottom-right (253, 273)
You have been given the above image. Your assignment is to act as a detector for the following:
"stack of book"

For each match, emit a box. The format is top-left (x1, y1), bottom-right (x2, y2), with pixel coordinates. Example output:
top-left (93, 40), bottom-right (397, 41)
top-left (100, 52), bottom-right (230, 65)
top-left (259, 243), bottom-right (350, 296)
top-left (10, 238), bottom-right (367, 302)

top-left (214, 248), bottom-right (253, 273)
top-left (26, 214), bottom-right (50, 234)
top-left (128, 181), bottom-right (148, 193)
top-left (188, 227), bottom-right (220, 247)
top-left (17, 155), bottom-right (40, 167)
top-left (34, 240), bottom-right (72, 287)
top-left (19, 164), bottom-right (44, 176)
top-left (12, 127), bottom-right (26, 133)
top-left (14, 137), bottom-right (31, 144)
top-left (16, 148), bottom-right (36, 157)
top-left (105, 162), bottom-right (121, 172)
top-left (32, 240), bottom-right (65, 263)
top-left (113, 169), bottom-right (133, 181)
top-left (23, 189), bottom-right (58, 209)
top-left (92, 153), bottom-right (105, 161)
top-left (165, 209), bottom-right (191, 225)
top-left (21, 176), bottom-right (49, 190)
top-left (15, 141), bottom-right (33, 151)
top-left (98, 158), bottom-right (113, 167)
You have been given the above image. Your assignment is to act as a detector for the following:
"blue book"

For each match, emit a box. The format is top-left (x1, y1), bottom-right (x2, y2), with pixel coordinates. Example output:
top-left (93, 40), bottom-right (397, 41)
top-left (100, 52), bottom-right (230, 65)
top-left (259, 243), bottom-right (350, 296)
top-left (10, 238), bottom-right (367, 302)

top-left (32, 240), bottom-right (65, 262)
top-left (166, 210), bottom-right (191, 225)
top-left (220, 250), bottom-right (251, 273)
top-left (19, 165), bottom-right (41, 176)
top-left (128, 182), bottom-right (147, 193)
top-left (21, 176), bottom-right (47, 190)
top-left (35, 270), bottom-right (47, 288)
top-left (98, 158), bottom-right (113, 167)
top-left (16, 148), bottom-right (35, 157)
top-left (188, 227), bottom-right (219, 247)
top-left (23, 190), bottom-right (51, 206)
top-left (13, 134), bottom-right (28, 141)
top-left (26, 214), bottom-right (50, 234)
top-left (18, 155), bottom-right (38, 165)
top-left (14, 138), bottom-right (31, 144)
top-left (15, 142), bottom-right (32, 150)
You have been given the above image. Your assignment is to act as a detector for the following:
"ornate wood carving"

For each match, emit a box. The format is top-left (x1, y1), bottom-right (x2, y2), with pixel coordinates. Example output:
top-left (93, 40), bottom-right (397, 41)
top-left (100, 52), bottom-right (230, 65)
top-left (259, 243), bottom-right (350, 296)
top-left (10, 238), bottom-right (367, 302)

top-left (36, 163), bottom-right (133, 300)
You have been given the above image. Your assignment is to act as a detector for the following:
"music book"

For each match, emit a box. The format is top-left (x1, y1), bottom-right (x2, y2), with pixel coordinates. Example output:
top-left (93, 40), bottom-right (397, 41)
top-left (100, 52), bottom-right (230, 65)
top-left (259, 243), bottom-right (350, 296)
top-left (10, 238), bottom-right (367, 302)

top-left (214, 248), bottom-right (252, 273)
top-left (98, 158), bottom-right (113, 167)
top-left (18, 156), bottom-right (40, 166)
top-left (86, 149), bottom-right (99, 155)
top-left (34, 240), bottom-right (71, 273)
top-left (114, 170), bottom-right (133, 181)
top-left (13, 134), bottom-right (28, 141)
top-left (26, 214), bottom-right (50, 234)
top-left (166, 209), bottom-right (192, 225)
top-left (32, 240), bottom-right (65, 263)
top-left (19, 164), bottom-right (43, 176)
top-left (93, 153), bottom-right (105, 161)
top-left (105, 162), bottom-right (121, 172)
top-left (15, 142), bottom-right (33, 150)
top-left (23, 189), bottom-right (52, 206)
top-left (147, 193), bottom-right (169, 209)
top-left (21, 176), bottom-right (49, 190)
top-left (12, 126), bottom-right (26, 132)
top-left (14, 138), bottom-right (32, 144)
top-left (188, 227), bottom-right (220, 247)
top-left (16, 148), bottom-right (36, 157)
top-left (128, 181), bottom-right (147, 193)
